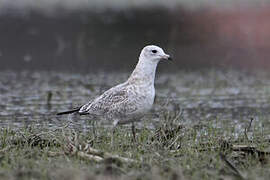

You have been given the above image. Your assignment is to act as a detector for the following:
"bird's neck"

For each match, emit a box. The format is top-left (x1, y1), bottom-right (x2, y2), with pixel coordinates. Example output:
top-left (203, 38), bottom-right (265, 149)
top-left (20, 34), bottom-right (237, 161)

top-left (128, 58), bottom-right (158, 86)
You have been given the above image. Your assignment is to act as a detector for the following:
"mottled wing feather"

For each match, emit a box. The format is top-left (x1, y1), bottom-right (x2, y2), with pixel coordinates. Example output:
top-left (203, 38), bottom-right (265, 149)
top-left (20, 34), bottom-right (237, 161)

top-left (79, 83), bottom-right (139, 118)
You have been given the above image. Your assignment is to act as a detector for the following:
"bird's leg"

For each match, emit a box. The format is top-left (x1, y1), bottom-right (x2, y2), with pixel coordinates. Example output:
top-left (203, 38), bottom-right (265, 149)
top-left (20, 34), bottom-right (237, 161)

top-left (132, 122), bottom-right (136, 142)
top-left (111, 119), bottom-right (119, 148)
top-left (110, 127), bottom-right (116, 148)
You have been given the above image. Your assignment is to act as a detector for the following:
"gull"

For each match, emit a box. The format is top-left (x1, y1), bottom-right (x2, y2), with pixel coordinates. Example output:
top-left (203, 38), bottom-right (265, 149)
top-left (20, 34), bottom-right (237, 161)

top-left (57, 45), bottom-right (172, 140)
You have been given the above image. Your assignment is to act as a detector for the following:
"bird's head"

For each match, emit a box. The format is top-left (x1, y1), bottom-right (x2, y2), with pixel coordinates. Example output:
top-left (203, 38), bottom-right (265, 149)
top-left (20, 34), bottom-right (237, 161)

top-left (139, 45), bottom-right (172, 63)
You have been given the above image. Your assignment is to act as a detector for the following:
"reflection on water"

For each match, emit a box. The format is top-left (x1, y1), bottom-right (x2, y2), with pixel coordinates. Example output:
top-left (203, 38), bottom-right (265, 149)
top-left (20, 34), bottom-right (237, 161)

top-left (1, 70), bottom-right (270, 135)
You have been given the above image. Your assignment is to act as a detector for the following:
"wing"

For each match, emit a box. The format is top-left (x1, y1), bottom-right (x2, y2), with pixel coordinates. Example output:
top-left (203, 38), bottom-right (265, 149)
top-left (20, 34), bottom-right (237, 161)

top-left (79, 82), bottom-right (139, 117)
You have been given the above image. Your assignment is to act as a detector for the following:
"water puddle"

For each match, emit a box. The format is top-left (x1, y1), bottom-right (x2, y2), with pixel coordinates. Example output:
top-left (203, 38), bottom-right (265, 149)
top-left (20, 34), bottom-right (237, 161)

top-left (0, 70), bottom-right (270, 136)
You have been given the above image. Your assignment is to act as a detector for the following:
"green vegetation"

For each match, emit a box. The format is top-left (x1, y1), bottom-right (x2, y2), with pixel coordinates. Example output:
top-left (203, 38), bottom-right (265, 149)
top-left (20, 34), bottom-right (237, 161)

top-left (0, 112), bottom-right (269, 180)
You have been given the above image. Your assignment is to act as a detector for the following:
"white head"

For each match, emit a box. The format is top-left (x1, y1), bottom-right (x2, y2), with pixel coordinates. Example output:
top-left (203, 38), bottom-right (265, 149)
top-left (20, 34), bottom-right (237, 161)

top-left (129, 45), bottom-right (171, 83)
top-left (139, 45), bottom-right (172, 63)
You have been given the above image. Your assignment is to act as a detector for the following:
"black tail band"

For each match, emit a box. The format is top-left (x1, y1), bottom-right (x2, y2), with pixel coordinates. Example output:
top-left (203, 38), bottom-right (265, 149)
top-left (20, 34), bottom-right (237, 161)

top-left (56, 106), bottom-right (82, 115)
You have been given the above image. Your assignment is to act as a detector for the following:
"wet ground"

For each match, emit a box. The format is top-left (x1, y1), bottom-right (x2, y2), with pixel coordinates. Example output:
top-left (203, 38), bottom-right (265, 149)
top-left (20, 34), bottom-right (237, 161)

top-left (1, 69), bottom-right (270, 136)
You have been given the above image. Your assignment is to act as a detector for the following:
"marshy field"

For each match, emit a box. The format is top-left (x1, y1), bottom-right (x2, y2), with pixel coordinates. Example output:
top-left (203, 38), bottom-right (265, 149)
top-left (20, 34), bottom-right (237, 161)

top-left (0, 69), bottom-right (269, 180)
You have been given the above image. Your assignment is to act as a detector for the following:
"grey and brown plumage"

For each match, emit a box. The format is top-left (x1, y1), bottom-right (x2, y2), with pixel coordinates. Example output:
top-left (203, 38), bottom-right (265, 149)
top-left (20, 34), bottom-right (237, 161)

top-left (57, 45), bottom-right (171, 127)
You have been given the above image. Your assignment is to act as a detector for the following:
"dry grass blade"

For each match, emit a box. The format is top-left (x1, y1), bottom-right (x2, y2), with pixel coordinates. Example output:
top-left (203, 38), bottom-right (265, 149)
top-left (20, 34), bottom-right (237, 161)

top-left (167, 134), bottom-right (181, 150)
top-left (244, 118), bottom-right (253, 141)
top-left (0, 145), bottom-right (13, 153)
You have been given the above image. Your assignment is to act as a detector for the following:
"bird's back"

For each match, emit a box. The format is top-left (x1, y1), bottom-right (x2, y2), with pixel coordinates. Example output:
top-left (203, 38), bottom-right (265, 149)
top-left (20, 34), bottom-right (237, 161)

top-left (79, 81), bottom-right (155, 123)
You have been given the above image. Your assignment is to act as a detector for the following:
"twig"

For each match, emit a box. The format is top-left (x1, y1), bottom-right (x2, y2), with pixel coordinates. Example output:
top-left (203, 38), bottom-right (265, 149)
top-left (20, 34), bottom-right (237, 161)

top-left (47, 151), bottom-right (64, 157)
top-left (85, 147), bottom-right (137, 163)
top-left (220, 153), bottom-right (245, 180)
top-left (232, 144), bottom-right (270, 156)
top-left (77, 151), bottom-right (103, 162)
top-left (61, 130), bottom-right (138, 164)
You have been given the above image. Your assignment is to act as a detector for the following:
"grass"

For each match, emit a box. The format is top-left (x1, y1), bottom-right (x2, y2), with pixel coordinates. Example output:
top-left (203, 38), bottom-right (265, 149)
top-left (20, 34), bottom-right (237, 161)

top-left (0, 111), bottom-right (269, 180)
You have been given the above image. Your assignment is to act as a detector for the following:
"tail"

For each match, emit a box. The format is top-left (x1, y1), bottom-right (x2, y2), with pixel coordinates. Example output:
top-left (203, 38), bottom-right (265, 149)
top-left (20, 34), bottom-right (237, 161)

top-left (56, 106), bottom-right (82, 115)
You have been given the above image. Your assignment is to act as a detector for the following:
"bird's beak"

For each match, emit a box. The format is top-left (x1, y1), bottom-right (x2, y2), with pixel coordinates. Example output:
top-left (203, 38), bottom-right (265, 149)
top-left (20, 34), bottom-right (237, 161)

top-left (161, 54), bottom-right (172, 61)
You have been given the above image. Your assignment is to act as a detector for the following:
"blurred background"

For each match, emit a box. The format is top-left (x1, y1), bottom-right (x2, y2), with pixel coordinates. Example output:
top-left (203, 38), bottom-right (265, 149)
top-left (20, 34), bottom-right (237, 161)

top-left (0, 0), bottom-right (270, 72)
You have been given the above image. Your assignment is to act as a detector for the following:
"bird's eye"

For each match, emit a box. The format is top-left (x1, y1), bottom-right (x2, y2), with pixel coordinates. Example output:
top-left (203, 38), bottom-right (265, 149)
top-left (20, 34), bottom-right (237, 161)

top-left (151, 50), bottom-right (157, 54)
